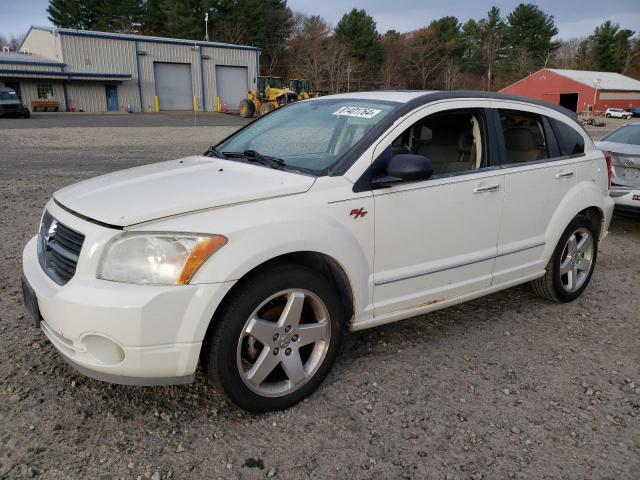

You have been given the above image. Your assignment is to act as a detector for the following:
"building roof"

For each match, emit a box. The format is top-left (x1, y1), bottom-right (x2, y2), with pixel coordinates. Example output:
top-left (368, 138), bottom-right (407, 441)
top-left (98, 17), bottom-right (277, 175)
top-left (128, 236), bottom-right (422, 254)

top-left (549, 69), bottom-right (640, 91)
top-left (26, 25), bottom-right (259, 52)
top-left (0, 51), bottom-right (64, 66)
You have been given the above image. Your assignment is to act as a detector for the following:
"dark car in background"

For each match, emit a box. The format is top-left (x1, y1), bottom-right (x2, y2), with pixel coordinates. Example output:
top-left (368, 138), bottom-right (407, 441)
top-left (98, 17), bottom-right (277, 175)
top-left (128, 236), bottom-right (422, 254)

top-left (0, 87), bottom-right (30, 118)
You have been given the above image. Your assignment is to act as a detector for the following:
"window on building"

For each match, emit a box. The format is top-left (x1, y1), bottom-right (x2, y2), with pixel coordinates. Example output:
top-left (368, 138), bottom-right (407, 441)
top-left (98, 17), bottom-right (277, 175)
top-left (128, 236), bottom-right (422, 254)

top-left (499, 110), bottom-right (548, 164)
top-left (37, 83), bottom-right (54, 99)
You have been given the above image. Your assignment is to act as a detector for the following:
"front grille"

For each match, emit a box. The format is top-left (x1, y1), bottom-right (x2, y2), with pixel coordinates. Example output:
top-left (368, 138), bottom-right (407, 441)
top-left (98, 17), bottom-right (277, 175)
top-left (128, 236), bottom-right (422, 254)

top-left (38, 211), bottom-right (85, 285)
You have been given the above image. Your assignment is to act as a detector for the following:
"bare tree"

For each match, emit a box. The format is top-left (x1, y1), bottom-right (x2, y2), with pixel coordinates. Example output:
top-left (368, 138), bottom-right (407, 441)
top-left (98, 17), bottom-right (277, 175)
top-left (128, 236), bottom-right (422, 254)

top-left (323, 38), bottom-right (350, 93)
top-left (0, 33), bottom-right (26, 51)
top-left (553, 38), bottom-right (581, 69)
top-left (380, 31), bottom-right (408, 88)
top-left (288, 15), bottom-right (332, 91)
top-left (407, 28), bottom-right (448, 89)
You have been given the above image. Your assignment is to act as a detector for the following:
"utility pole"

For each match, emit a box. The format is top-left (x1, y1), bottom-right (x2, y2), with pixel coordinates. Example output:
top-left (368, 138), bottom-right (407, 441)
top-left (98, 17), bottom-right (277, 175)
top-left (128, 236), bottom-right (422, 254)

top-left (204, 12), bottom-right (209, 41)
top-left (592, 78), bottom-right (600, 110)
top-left (346, 61), bottom-right (351, 93)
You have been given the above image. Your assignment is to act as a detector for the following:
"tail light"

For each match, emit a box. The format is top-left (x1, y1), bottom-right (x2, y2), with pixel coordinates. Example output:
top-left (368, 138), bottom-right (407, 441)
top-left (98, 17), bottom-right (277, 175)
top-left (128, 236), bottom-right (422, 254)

top-left (603, 151), bottom-right (613, 190)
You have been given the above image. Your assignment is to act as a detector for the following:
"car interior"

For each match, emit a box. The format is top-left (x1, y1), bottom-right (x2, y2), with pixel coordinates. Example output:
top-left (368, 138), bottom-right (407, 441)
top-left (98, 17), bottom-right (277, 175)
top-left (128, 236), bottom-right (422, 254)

top-left (391, 111), bottom-right (484, 176)
top-left (499, 110), bottom-right (548, 163)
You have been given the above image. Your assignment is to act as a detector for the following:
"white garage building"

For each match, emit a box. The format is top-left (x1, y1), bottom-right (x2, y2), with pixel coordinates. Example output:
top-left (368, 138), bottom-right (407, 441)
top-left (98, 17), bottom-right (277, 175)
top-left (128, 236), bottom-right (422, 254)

top-left (0, 26), bottom-right (259, 113)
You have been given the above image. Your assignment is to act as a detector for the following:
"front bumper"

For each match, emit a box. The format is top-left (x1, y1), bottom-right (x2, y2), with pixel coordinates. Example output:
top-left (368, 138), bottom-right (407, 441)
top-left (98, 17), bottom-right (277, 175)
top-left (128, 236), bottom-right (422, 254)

top-left (21, 208), bottom-right (235, 385)
top-left (610, 185), bottom-right (640, 215)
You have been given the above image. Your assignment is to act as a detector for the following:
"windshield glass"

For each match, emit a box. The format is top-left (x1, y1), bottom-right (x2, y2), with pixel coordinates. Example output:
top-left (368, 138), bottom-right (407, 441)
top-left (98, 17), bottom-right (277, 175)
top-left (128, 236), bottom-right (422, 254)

top-left (215, 98), bottom-right (399, 174)
top-left (0, 91), bottom-right (18, 100)
top-left (601, 125), bottom-right (640, 146)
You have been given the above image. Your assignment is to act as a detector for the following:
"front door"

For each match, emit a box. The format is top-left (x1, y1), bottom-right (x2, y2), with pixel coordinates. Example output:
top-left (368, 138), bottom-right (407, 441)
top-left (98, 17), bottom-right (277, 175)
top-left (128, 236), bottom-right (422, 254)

top-left (372, 103), bottom-right (504, 317)
top-left (105, 85), bottom-right (118, 112)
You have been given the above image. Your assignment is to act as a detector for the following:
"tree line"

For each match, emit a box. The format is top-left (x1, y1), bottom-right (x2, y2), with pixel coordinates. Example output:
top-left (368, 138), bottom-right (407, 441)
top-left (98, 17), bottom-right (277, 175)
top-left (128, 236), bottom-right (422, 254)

top-left (41, 0), bottom-right (640, 92)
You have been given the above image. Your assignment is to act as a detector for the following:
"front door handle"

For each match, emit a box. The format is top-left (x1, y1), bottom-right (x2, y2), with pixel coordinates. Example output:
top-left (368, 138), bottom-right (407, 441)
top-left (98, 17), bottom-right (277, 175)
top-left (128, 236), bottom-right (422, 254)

top-left (473, 184), bottom-right (500, 193)
top-left (555, 171), bottom-right (574, 179)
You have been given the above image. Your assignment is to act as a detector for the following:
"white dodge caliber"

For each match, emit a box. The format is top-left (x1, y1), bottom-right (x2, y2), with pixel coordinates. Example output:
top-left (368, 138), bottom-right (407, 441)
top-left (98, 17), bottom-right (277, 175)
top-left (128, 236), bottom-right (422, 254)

top-left (22, 91), bottom-right (614, 411)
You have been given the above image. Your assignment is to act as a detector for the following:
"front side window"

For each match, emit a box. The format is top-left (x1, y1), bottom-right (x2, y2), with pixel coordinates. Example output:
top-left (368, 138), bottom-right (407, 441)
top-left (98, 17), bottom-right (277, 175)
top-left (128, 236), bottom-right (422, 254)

top-left (215, 99), bottom-right (399, 174)
top-left (552, 119), bottom-right (585, 156)
top-left (499, 110), bottom-right (548, 164)
top-left (37, 83), bottom-right (54, 99)
top-left (600, 124), bottom-right (640, 146)
top-left (390, 110), bottom-right (485, 176)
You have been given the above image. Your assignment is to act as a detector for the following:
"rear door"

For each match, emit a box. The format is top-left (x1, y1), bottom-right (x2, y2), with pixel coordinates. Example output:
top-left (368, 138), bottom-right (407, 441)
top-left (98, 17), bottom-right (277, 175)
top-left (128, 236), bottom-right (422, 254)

top-left (491, 105), bottom-right (585, 285)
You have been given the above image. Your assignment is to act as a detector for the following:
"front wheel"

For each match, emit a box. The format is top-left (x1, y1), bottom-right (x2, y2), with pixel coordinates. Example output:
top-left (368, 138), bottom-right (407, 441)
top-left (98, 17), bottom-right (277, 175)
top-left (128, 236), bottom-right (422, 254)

top-left (203, 263), bottom-right (344, 412)
top-left (531, 216), bottom-right (598, 302)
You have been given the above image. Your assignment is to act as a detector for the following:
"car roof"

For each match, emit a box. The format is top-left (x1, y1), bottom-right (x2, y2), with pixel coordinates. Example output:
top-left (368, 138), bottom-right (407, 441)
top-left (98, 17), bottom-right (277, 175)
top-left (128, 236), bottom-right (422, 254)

top-left (316, 90), bottom-right (578, 120)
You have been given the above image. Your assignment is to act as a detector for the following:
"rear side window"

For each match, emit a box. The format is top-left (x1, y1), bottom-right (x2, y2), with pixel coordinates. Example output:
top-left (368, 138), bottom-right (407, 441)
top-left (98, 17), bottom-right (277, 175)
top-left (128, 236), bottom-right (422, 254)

top-left (552, 119), bottom-right (585, 156)
top-left (499, 110), bottom-right (548, 164)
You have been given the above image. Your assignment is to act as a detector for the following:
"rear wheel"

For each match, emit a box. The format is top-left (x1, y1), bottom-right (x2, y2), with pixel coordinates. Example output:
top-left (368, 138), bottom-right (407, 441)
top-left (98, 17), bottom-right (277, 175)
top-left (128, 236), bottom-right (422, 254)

top-left (204, 263), bottom-right (344, 412)
top-left (22, 110), bottom-right (30, 119)
top-left (238, 99), bottom-right (255, 118)
top-left (259, 103), bottom-right (275, 116)
top-left (531, 216), bottom-right (598, 302)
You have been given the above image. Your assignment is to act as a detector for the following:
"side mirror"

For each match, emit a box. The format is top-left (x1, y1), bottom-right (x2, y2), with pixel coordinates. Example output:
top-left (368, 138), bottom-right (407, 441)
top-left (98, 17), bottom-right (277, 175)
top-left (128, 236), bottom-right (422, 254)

top-left (372, 153), bottom-right (433, 187)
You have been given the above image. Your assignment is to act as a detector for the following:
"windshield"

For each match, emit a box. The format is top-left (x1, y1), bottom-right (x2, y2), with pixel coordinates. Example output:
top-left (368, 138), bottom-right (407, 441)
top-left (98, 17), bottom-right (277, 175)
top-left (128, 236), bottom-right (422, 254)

top-left (601, 125), bottom-right (640, 146)
top-left (0, 91), bottom-right (18, 100)
top-left (215, 98), bottom-right (399, 174)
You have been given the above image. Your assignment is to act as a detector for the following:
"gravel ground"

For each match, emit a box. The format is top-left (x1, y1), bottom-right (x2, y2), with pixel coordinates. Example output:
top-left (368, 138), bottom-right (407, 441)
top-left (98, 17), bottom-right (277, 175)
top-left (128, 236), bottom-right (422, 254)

top-left (0, 120), bottom-right (639, 480)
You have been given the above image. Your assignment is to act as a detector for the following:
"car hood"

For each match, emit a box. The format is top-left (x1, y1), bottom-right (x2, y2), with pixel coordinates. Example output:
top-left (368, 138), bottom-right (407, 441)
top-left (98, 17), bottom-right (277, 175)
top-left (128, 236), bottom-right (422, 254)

top-left (54, 156), bottom-right (316, 227)
top-left (595, 141), bottom-right (640, 156)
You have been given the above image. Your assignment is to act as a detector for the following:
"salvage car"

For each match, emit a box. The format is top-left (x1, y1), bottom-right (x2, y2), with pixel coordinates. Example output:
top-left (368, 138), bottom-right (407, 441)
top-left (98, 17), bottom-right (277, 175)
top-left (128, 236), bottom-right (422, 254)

top-left (0, 87), bottom-right (30, 118)
top-left (596, 121), bottom-right (640, 215)
top-left (22, 91), bottom-right (614, 412)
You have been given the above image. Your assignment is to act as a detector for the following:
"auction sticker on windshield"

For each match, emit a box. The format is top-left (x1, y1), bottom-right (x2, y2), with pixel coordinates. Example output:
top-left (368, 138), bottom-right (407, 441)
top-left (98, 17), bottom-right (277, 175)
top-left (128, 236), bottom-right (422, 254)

top-left (333, 106), bottom-right (382, 119)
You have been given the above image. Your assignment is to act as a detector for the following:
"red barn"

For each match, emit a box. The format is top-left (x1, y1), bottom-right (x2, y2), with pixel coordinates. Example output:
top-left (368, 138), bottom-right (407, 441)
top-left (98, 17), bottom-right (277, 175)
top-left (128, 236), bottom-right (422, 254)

top-left (500, 68), bottom-right (640, 113)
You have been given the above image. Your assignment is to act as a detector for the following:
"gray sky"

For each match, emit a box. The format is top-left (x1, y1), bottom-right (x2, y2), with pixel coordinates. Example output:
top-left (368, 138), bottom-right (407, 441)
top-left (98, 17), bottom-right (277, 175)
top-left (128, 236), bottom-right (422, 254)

top-left (2, 0), bottom-right (639, 39)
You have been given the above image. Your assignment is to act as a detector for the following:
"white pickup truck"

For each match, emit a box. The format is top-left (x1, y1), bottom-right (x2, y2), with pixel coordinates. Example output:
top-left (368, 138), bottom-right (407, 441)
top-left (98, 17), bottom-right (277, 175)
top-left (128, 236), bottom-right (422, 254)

top-left (22, 91), bottom-right (614, 411)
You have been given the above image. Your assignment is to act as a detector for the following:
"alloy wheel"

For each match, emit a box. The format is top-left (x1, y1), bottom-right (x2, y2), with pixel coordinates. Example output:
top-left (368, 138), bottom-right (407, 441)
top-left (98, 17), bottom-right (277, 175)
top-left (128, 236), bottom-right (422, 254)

top-left (236, 289), bottom-right (331, 397)
top-left (559, 227), bottom-right (594, 292)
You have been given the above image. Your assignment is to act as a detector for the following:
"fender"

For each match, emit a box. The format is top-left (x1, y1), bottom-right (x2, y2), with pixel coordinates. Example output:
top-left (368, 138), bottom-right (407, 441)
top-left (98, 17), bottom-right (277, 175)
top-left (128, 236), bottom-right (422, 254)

top-left (542, 178), bottom-right (607, 262)
top-left (134, 189), bottom-right (375, 334)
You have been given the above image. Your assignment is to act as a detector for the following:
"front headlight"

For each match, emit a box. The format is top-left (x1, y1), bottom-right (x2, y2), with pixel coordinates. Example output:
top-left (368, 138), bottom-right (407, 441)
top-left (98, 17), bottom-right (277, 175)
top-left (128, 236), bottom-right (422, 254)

top-left (98, 233), bottom-right (227, 285)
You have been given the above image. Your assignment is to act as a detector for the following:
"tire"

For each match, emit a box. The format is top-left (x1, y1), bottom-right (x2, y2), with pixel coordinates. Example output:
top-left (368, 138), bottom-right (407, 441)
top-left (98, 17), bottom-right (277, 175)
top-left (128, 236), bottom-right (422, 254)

top-left (203, 263), bottom-right (344, 412)
top-left (22, 110), bottom-right (30, 119)
top-left (238, 99), bottom-right (255, 118)
top-left (259, 103), bottom-right (275, 116)
top-left (605, 113), bottom-right (611, 118)
top-left (531, 215), bottom-right (598, 302)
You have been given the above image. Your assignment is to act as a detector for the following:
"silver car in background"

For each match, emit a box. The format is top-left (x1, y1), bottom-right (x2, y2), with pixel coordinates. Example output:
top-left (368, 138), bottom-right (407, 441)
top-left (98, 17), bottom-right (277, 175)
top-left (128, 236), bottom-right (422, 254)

top-left (596, 121), bottom-right (640, 215)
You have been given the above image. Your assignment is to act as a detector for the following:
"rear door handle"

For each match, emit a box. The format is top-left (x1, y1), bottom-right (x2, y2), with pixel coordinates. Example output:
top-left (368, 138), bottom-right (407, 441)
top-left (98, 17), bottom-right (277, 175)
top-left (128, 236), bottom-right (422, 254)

top-left (555, 171), bottom-right (574, 179)
top-left (473, 184), bottom-right (500, 193)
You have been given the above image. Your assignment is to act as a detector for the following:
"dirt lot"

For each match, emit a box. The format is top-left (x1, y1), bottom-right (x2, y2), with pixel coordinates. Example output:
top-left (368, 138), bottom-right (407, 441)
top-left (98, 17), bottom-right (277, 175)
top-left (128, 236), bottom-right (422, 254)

top-left (0, 117), bottom-right (638, 480)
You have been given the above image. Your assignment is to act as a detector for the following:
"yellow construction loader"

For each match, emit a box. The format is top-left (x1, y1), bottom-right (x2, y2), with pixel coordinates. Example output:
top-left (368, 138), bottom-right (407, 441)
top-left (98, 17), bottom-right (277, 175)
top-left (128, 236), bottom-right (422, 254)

top-left (239, 76), bottom-right (298, 118)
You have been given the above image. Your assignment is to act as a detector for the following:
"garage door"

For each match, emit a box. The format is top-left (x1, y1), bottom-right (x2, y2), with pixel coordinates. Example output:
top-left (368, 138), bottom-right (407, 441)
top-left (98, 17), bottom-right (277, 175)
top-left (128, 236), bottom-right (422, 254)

top-left (216, 66), bottom-right (248, 111)
top-left (154, 62), bottom-right (193, 111)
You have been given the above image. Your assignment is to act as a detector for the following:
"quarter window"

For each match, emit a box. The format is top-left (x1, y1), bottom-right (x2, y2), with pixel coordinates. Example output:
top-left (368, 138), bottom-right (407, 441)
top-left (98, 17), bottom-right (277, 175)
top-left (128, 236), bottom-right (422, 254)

top-left (37, 83), bottom-right (54, 99)
top-left (391, 110), bottom-right (485, 176)
top-left (552, 119), bottom-right (585, 156)
top-left (499, 110), bottom-right (548, 163)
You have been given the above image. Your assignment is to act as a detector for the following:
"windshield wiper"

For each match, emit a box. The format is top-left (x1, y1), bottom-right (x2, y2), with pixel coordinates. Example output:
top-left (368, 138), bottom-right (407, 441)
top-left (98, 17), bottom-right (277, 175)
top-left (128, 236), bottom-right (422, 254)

top-left (204, 146), bottom-right (226, 158)
top-left (222, 150), bottom-right (286, 170)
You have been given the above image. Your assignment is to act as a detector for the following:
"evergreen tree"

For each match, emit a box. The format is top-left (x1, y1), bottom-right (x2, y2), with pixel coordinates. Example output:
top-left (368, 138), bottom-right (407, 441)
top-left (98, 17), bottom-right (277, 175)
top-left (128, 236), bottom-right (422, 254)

top-left (591, 21), bottom-right (634, 72)
top-left (47, 0), bottom-right (99, 29)
top-left (335, 9), bottom-right (383, 68)
top-left (503, 3), bottom-right (559, 72)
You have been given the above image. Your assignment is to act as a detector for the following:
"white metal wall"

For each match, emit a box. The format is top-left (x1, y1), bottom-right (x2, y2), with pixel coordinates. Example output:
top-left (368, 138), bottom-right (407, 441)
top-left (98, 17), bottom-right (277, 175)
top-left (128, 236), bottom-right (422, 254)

top-left (60, 35), bottom-right (140, 112)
